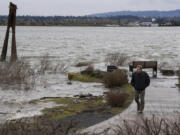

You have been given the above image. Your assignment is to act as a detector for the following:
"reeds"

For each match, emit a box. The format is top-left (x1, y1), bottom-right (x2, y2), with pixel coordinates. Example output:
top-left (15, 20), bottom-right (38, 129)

top-left (0, 54), bottom-right (68, 91)
top-left (105, 53), bottom-right (129, 66)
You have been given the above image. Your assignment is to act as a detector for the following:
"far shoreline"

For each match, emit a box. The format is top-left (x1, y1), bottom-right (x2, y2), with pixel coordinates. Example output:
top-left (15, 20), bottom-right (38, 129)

top-left (0, 25), bottom-right (180, 27)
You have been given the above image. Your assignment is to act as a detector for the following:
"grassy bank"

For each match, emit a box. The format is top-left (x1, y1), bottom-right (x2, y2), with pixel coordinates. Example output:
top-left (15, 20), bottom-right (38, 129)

top-left (0, 84), bottom-right (134, 135)
top-left (31, 83), bottom-right (134, 124)
top-left (68, 72), bottom-right (103, 83)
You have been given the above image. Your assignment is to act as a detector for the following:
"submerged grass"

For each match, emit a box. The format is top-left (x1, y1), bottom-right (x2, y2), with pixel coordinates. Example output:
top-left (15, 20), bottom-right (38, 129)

top-left (105, 53), bottom-right (129, 66)
top-left (0, 54), bottom-right (69, 90)
top-left (31, 84), bottom-right (134, 121)
top-left (68, 72), bottom-right (103, 83)
top-left (34, 97), bottom-right (105, 120)
top-left (0, 59), bottom-right (36, 90)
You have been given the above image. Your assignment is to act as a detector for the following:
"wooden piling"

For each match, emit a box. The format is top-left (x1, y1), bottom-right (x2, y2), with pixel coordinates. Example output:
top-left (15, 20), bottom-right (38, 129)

top-left (1, 2), bottom-right (17, 62)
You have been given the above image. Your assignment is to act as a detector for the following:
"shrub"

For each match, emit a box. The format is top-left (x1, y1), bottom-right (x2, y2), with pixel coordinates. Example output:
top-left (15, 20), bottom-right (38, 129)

top-left (80, 114), bottom-right (180, 135)
top-left (105, 53), bottom-right (129, 66)
top-left (75, 62), bottom-right (90, 67)
top-left (103, 69), bottom-right (128, 88)
top-left (111, 114), bottom-right (180, 135)
top-left (161, 69), bottom-right (175, 76)
top-left (106, 91), bottom-right (129, 107)
top-left (81, 65), bottom-right (94, 74)
top-left (0, 117), bottom-right (77, 135)
top-left (177, 68), bottom-right (180, 84)
top-left (81, 66), bottom-right (105, 79)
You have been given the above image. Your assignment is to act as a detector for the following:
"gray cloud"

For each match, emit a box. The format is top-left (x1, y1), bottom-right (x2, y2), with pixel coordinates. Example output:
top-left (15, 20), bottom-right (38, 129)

top-left (0, 0), bottom-right (180, 16)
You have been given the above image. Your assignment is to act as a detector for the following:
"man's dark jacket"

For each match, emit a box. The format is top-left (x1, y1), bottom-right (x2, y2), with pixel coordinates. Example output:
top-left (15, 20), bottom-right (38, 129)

top-left (131, 71), bottom-right (150, 91)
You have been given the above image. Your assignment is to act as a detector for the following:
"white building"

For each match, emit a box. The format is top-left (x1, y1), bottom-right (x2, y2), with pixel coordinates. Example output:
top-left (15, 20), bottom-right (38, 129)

top-left (140, 22), bottom-right (159, 27)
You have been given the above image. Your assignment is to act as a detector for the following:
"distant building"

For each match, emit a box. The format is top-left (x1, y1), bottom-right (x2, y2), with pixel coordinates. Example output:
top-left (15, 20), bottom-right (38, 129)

top-left (140, 22), bottom-right (152, 26)
top-left (162, 22), bottom-right (172, 26)
top-left (151, 23), bottom-right (159, 27)
top-left (127, 22), bottom-right (140, 27)
top-left (152, 18), bottom-right (156, 22)
top-left (105, 24), bottom-right (120, 27)
top-left (140, 22), bottom-right (159, 27)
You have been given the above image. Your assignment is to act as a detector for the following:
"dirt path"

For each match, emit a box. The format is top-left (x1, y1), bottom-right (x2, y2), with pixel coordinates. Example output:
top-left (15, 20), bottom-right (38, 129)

top-left (82, 77), bottom-right (180, 134)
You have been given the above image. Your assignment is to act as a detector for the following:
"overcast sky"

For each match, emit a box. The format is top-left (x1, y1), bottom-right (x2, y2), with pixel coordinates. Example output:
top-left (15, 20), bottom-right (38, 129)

top-left (0, 0), bottom-right (180, 16)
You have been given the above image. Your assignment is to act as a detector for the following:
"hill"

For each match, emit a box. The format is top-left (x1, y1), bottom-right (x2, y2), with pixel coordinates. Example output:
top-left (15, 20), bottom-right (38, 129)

top-left (90, 10), bottom-right (180, 18)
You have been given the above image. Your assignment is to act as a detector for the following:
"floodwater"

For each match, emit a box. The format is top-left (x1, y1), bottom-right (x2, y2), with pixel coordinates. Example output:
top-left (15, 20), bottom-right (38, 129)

top-left (0, 26), bottom-right (180, 122)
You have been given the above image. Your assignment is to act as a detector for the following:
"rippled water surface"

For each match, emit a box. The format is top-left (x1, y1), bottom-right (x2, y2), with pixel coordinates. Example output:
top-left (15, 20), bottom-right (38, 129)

top-left (0, 26), bottom-right (180, 66)
top-left (0, 26), bottom-right (180, 121)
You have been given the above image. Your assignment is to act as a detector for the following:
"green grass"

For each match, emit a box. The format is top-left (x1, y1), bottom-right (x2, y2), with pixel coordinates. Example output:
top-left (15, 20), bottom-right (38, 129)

top-left (176, 84), bottom-right (180, 88)
top-left (68, 72), bottom-right (103, 83)
top-left (32, 97), bottom-right (105, 120)
top-left (30, 84), bottom-right (134, 121)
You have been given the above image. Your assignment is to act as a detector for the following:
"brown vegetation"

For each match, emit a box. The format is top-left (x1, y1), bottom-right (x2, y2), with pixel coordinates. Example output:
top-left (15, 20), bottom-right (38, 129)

top-left (79, 114), bottom-right (180, 135)
top-left (103, 69), bottom-right (128, 88)
top-left (80, 65), bottom-right (105, 79)
top-left (0, 59), bottom-right (36, 90)
top-left (110, 115), bottom-right (180, 135)
top-left (0, 54), bottom-right (68, 90)
top-left (0, 117), bottom-right (77, 135)
top-left (38, 54), bottom-right (68, 75)
top-left (81, 65), bottom-right (94, 75)
top-left (75, 62), bottom-right (90, 67)
top-left (105, 53), bottom-right (129, 66)
top-left (106, 91), bottom-right (129, 107)
top-left (1, 113), bottom-right (179, 135)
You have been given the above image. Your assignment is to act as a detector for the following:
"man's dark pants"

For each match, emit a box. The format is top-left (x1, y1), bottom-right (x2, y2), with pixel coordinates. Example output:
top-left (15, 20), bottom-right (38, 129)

top-left (135, 90), bottom-right (145, 111)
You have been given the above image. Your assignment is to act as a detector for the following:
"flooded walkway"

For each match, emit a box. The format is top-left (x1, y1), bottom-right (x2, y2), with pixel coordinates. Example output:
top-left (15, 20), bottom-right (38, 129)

top-left (82, 75), bottom-right (180, 134)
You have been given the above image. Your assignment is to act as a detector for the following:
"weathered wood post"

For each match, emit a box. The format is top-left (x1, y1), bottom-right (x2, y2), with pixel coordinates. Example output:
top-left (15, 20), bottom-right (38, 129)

top-left (1, 2), bottom-right (17, 62)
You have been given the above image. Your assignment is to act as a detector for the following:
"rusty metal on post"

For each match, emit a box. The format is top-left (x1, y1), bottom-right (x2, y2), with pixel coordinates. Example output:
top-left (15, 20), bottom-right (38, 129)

top-left (1, 2), bottom-right (18, 62)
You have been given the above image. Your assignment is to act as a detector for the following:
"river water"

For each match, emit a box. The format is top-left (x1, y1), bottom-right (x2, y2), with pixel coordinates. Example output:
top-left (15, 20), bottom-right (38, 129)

top-left (0, 26), bottom-right (179, 122)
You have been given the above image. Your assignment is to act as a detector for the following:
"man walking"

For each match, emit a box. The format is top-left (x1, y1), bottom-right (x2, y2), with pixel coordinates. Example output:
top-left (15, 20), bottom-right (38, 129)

top-left (131, 65), bottom-right (150, 113)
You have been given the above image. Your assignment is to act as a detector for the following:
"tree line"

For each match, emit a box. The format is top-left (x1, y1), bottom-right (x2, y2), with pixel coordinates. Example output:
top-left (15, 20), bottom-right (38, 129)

top-left (0, 15), bottom-right (180, 26)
